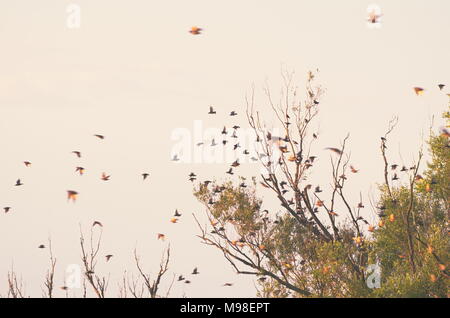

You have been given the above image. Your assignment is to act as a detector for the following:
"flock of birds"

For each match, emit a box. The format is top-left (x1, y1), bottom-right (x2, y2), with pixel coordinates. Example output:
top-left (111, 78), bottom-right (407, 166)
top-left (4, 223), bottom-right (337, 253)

top-left (1, 19), bottom-right (449, 295)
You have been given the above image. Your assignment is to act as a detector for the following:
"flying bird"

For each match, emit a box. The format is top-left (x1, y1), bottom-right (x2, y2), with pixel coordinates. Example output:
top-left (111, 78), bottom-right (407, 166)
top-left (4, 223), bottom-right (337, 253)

top-left (92, 221), bottom-right (103, 227)
top-left (170, 218), bottom-right (178, 223)
top-left (208, 106), bottom-right (216, 114)
top-left (157, 233), bottom-right (165, 240)
top-left (38, 244), bottom-right (45, 249)
top-left (230, 111), bottom-right (237, 116)
top-left (94, 134), bottom-right (105, 139)
top-left (72, 151), bottom-right (82, 158)
top-left (172, 154), bottom-right (180, 161)
top-left (438, 84), bottom-right (445, 91)
top-left (142, 173), bottom-right (150, 180)
top-left (325, 147), bottom-right (342, 155)
top-left (101, 173), bottom-right (111, 181)
top-left (105, 255), bottom-right (113, 262)
top-left (75, 167), bottom-right (85, 176)
top-left (192, 267), bottom-right (199, 275)
top-left (23, 161), bottom-right (31, 167)
top-left (174, 209), bottom-right (182, 217)
top-left (3, 207), bottom-right (11, 213)
top-left (15, 179), bottom-right (23, 186)
top-left (189, 26), bottom-right (203, 35)
top-left (350, 165), bottom-right (359, 173)
top-left (67, 190), bottom-right (78, 202)
top-left (367, 9), bottom-right (382, 24)
top-left (413, 87), bottom-right (425, 96)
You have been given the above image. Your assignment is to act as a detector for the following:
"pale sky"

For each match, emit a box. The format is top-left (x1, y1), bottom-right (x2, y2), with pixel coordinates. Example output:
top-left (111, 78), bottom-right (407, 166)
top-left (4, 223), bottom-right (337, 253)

top-left (0, 0), bottom-right (449, 297)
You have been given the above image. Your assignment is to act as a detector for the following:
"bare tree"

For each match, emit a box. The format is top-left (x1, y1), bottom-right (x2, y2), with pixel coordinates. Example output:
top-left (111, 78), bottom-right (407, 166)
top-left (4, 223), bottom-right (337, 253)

top-left (132, 246), bottom-right (172, 298)
top-left (79, 225), bottom-right (109, 298)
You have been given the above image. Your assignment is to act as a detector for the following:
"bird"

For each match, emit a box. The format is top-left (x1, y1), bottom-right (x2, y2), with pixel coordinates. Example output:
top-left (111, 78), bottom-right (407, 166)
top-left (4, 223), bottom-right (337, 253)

top-left (3, 207), bottom-right (11, 213)
top-left (230, 111), bottom-right (237, 116)
top-left (101, 172), bottom-right (111, 181)
top-left (192, 267), bottom-right (199, 275)
top-left (391, 164), bottom-right (398, 170)
top-left (226, 168), bottom-right (234, 175)
top-left (157, 233), bottom-right (166, 240)
top-left (105, 255), bottom-right (113, 262)
top-left (75, 167), bottom-right (85, 175)
top-left (325, 147), bottom-right (342, 155)
top-left (174, 209), bottom-right (182, 217)
top-left (67, 190), bottom-right (78, 202)
top-left (231, 159), bottom-right (240, 167)
top-left (222, 126), bottom-right (228, 135)
top-left (438, 84), bottom-right (445, 91)
top-left (94, 134), bottom-right (105, 139)
top-left (142, 173), bottom-right (150, 180)
top-left (223, 283), bottom-right (233, 287)
top-left (38, 244), bottom-right (45, 249)
top-left (172, 154), bottom-right (180, 161)
top-left (350, 165), bottom-right (359, 173)
top-left (92, 221), bottom-right (103, 227)
top-left (170, 218), bottom-right (178, 223)
top-left (367, 9), bottom-right (382, 24)
top-left (413, 87), bottom-right (425, 96)
top-left (15, 179), bottom-right (23, 186)
top-left (23, 161), bottom-right (31, 167)
top-left (189, 26), bottom-right (203, 35)
top-left (178, 275), bottom-right (185, 281)
top-left (208, 106), bottom-right (216, 114)
top-left (315, 186), bottom-right (322, 193)
top-left (72, 151), bottom-right (82, 158)
top-left (440, 127), bottom-right (450, 138)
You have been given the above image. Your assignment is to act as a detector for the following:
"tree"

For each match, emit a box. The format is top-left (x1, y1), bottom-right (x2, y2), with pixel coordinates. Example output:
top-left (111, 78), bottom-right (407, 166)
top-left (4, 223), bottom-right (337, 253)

top-left (193, 70), bottom-right (449, 297)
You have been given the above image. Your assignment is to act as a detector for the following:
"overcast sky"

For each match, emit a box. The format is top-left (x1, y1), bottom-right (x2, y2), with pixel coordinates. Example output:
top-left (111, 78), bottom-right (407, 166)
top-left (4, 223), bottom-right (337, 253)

top-left (0, 0), bottom-right (449, 297)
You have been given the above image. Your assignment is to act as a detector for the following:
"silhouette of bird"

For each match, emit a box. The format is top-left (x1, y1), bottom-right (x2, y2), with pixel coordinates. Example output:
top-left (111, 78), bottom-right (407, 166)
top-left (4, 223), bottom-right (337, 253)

top-left (391, 164), bottom-right (398, 170)
top-left (3, 207), bottom-right (11, 213)
top-left (170, 218), bottom-right (178, 223)
top-left (105, 255), bottom-right (113, 262)
top-left (24, 161), bottom-right (31, 167)
top-left (157, 233), bottom-right (165, 240)
top-left (231, 159), bottom-right (240, 167)
top-left (172, 154), bottom-right (180, 161)
top-left (208, 106), bottom-right (216, 114)
top-left (233, 143), bottom-right (240, 150)
top-left (350, 165), bottom-right (359, 173)
top-left (413, 87), bottom-right (425, 96)
top-left (440, 127), bottom-right (450, 138)
top-left (38, 244), bottom-right (45, 249)
top-left (75, 167), bottom-right (85, 175)
top-left (142, 173), bottom-right (150, 180)
top-left (101, 172), bottom-right (111, 181)
top-left (178, 275), bottom-right (185, 281)
top-left (192, 267), bottom-right (199, 275)
top-left (72, 151), bottom-right (81, 158)
top-left (94, 134), bottom-right (105, 139)
top-left (226, 168), bottom-right (234, 175)
top-left (223, 283), bottom-right (233, 287)
top-left (325, 147), bottom-right (342, 155)
top-left (230, 111), bottom-right (237, 116)
top-left (222, 127), bottom-right (228, 135)
top-left (315, 186), bottom-right (322, 193)
top-left (174, 209), bottom-right (182, 217)
top-left (189, 26), bottom-right (203, 35)
top-left (67, 190), bottom-right (78, 202)
top-left (92, 221), bottom-right (103, 227)
top-left (15, 179), bottom-right (23, 186)
top-left (438, 84), bottom-right (445, 91)
top-left (392, 174), bottom-right (399, 181)
top-left (367, 9), bottom-right (382, 24)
